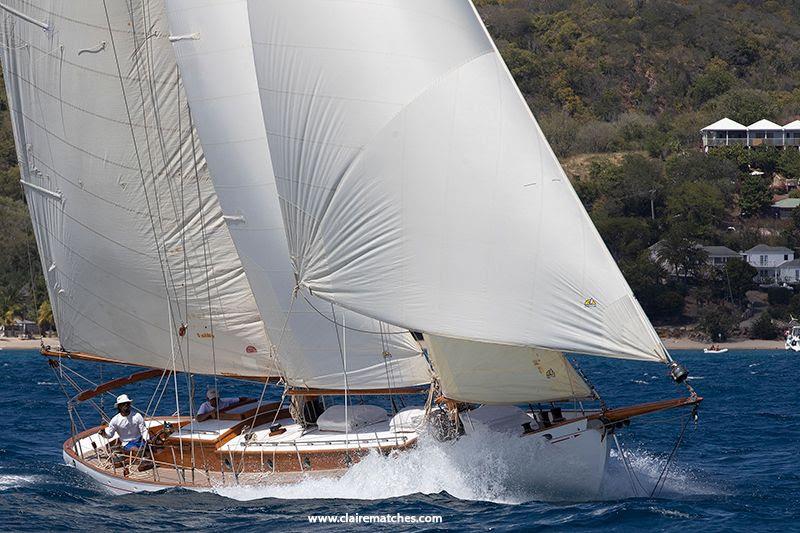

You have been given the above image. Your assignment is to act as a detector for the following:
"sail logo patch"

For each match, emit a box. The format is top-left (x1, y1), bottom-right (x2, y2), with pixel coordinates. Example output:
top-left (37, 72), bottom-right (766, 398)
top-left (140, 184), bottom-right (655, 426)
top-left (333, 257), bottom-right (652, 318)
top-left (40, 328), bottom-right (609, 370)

top-left (584, 297), bottom-right (598, 308)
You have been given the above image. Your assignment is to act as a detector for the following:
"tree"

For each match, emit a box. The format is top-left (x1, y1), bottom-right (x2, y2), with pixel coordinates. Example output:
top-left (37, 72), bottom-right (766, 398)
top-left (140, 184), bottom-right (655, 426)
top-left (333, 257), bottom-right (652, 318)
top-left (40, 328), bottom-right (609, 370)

top-left (665, 183), bottom-right (726, 236)
top-left (656, 230), bottom-right (707, 278)
top-left (37, 300), bottom-right (54, 334)
top-left (698, 304), bottom-right (737, 341)
top-left (723, 259), bottom-right (757, 303)
top-left (750, 312), bottom-right (777, 340)
top-left (690, 58), bottom-right (735, 105)
top-left (621, 252), bottom-right (684, 321)
top-left (738, 175), bottom-right (772, 218)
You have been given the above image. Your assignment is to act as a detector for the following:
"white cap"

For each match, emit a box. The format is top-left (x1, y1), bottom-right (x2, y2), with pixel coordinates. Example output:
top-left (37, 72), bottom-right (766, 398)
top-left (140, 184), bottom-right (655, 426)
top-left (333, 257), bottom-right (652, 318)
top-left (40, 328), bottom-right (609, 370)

top-left (115, 394), bottom-right (132, 406)
top-left (206, 388), bottom-right (219, 400)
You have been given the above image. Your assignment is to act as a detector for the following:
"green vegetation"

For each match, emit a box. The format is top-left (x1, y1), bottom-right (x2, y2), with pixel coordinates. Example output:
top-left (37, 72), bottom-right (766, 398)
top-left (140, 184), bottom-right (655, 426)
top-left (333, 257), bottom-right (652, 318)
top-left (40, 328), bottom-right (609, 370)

top-left (2, 3), bottom-right (800, 342)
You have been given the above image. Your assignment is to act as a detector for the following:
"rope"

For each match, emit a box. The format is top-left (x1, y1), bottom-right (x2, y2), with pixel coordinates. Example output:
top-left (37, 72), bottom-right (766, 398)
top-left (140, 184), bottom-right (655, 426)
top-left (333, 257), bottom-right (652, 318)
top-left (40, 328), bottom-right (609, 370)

top-left (650, 412), bottom-right (691, 498)
top-left (300, 293), bottom-right (412, 335)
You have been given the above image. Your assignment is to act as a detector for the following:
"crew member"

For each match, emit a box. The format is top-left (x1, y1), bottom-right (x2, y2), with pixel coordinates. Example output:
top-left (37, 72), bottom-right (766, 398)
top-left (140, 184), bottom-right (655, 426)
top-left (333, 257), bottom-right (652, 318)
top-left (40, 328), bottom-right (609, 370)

top-left (98, 394), bottom-right (149, 453)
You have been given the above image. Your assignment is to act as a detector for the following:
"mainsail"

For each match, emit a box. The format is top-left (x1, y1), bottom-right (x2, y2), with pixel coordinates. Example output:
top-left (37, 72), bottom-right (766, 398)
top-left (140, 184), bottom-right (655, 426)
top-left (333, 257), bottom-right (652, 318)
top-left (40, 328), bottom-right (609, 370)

top-left (165, 0), bottom-right (432, 390)
top-left (0, 1), bottom-right (278, 377)
top-left (236, 0), bottom-right (668, 363)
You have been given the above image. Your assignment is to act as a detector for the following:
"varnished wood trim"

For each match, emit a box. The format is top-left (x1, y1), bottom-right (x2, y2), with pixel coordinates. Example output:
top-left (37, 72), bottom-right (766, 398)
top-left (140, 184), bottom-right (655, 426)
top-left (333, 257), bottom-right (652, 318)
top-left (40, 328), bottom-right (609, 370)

top-left (76, 369), bottom-right (170, 402)
top-left (286, 386), bottom-right (428, 396)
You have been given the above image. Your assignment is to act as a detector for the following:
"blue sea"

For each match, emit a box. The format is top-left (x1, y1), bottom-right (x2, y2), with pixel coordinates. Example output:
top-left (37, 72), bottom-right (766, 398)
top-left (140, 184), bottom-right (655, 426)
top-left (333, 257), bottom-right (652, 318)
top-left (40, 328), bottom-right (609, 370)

top-left (0, 348), bottom-right (797, 531)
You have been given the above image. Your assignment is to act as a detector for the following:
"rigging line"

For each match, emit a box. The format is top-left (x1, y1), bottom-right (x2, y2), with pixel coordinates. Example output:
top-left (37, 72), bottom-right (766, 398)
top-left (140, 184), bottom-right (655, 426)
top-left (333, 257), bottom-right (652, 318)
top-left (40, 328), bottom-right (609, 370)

top-left (250, 294), bottom-right (297, 434)
top-left (126, 10), bottom-right (187, 329)
top-left (102, 0), bottom-right (188, 371)
top-left (144, 367), bottom-right (170, 417)
top-left (300, 292), bottom-right (413, 336)
top-left (650, 412), bottom-right (691, 498)
top-left (188, 109), bottom-right (220, 421)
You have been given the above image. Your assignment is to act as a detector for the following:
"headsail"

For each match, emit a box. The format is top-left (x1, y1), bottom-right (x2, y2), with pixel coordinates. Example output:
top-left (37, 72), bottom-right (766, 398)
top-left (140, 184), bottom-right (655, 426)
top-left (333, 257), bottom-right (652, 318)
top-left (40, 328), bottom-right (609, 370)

top-left (0, 1), bottom-right (278, 377)
top-left (240, 0), bottom-right (667, 363)
top-left (165, 0), bottom-right (432, 390)
top-left (426, 335), bottom-right (592, 404)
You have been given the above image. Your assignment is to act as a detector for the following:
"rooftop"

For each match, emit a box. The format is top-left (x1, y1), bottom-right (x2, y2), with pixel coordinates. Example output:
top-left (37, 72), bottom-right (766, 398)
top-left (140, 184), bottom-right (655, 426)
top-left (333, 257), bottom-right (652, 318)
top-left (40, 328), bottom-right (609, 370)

top-left (779, 259), bottom-right (800, 268)
top-left (772, 198), bottom-right (800, 209)
top-left (700, 245), bottom-right (740, 257)
top-left (745, 244), bottom-right (794, 254)
top-left (784, 120), bottom-right (800, 130)
top-left (748, 119), bottom-right (783, 131)
top-left (701, 117), bottom-right (746, 131)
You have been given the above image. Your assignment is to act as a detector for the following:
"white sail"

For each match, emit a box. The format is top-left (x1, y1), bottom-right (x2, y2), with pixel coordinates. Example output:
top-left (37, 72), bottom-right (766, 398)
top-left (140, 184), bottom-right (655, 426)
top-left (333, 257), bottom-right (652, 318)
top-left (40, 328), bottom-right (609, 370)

top-left (241, 0), bottom-right (667, 363)
top-left (0, 1), bottom-right (279, 377)
top-left (426, 335), bottom-right (592, 404)
top-left (164, 0), bottom-right (432, 390)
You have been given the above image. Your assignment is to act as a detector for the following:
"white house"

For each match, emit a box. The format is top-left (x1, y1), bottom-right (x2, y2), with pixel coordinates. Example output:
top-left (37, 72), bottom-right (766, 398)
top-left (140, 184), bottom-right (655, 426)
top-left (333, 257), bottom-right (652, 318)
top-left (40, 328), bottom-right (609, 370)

top-left (748, 119), bottom-right (784, 147)
top-left (784, 120), bottom-right (800, 149)
top-left (777, 259), bottom-right (800, 284)
top-left (701, 117), bottom-right (747, 152)
top-left (743, 244), bottom-right (795, 282)
top-left (701, 245), bottom-right (742, 267)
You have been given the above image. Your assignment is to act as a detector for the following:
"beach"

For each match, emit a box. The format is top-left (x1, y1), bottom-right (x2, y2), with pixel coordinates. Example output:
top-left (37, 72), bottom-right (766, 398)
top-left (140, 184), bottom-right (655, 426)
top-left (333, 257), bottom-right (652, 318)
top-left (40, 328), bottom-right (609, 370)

top-left (0, 336), bottom-right (787, 352)
top-left (661, 336), bottom-right (785, 350)
top-left (0, 337), bottom-right (59, 350)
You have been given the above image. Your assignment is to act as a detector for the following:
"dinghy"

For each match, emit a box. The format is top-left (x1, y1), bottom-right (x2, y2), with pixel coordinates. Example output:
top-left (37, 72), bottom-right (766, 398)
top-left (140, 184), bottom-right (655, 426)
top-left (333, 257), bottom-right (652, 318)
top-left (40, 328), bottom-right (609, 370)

top-left (703, 348), bottom-right (728, 354)
top-left (1, 0), bottom-right (700, 496)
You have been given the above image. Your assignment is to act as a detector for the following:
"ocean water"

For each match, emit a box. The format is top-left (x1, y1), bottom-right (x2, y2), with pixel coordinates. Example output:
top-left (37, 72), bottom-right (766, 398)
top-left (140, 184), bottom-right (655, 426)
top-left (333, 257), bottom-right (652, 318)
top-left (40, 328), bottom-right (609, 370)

top-left (0, 348), bottom-right (797, 531)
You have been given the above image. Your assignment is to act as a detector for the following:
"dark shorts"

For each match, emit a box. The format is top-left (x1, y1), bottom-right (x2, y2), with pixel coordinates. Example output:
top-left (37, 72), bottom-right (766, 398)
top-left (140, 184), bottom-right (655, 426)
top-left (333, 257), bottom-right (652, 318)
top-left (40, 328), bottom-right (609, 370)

top-left (122, 437), bottom-right (145, 451)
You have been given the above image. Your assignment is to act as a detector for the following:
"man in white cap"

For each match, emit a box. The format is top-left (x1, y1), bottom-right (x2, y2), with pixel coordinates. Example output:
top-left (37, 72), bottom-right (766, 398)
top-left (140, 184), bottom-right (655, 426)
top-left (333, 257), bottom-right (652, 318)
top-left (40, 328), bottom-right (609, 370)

top-left (97, 394), bottom-right (149, 452)
top-left (195, 388), bottom-right (246, 422)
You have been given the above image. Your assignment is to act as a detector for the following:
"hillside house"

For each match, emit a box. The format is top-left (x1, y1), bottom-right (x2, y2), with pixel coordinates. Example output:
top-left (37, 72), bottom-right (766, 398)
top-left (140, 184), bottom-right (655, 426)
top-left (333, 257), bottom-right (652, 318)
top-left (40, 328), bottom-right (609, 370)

top-left (743, 244), bottom-right (795, 283)
top-left (701, 117), bottom-right (747, 152)
top-left (777, 259), bottom-right (800, 284)
top-left (748, 119), bottom-right (784, 147)
top-left (701, 118), bottom-right (800, 151)
top-left (772, 198), bottom-right (800, 220)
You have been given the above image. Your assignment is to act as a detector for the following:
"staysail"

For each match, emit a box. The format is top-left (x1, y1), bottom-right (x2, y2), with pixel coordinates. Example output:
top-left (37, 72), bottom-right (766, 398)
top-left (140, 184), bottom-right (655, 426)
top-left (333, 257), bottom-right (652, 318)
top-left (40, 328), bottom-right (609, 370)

top-left (239, 0), bottom-right (668, 363)
top-left (0, 1), bottom-right (279, 377)
top-left (165, 0), bottom-right (432, 390)
top-left (426, 335), bottom-right (592, 404)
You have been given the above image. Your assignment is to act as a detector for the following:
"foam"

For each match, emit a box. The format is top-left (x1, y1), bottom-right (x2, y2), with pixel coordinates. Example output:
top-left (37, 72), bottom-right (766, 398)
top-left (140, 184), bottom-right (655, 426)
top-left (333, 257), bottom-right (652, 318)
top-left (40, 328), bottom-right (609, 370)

top-left (213, 426), bottom-right (721, 504)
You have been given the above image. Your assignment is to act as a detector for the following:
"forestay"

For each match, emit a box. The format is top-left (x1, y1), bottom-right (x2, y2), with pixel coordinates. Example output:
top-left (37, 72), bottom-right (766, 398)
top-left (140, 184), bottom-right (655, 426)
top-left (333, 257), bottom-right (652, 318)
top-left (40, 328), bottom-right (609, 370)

top-left (165, 0), bottom-right (432, 389)
top-left (0, 1), bottom-right (278, 377)
top-left (426, 335), bottom-right (592, 405)
top-left (243, 0), bottom-right (668, 363)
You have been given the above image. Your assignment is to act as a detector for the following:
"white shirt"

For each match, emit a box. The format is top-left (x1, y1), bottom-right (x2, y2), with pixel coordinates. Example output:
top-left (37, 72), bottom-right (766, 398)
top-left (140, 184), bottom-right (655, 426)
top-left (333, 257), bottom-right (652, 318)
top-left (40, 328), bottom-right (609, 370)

top-left (196, 397), bottom-right (238, 417)
top-left (103, 412), bottom-right (148, 444)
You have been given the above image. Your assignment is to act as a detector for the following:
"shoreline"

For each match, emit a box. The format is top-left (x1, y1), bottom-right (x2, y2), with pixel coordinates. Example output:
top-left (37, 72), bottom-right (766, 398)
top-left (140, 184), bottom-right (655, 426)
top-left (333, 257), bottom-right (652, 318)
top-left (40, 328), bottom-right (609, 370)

top-left (0, 337), bottom-right (58, 350)
top-left (0, 336), bottom-right (789, 352)
top-left (661, 336), bottom-right (785, 350)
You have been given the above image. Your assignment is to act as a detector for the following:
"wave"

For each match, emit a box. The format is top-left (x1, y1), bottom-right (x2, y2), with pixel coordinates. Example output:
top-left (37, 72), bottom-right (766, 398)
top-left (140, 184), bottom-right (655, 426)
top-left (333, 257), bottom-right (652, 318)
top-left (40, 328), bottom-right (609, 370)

top-left (0, 475), bottom-right (40, 491)
top-left (212, 426), bottom-right (720, 505)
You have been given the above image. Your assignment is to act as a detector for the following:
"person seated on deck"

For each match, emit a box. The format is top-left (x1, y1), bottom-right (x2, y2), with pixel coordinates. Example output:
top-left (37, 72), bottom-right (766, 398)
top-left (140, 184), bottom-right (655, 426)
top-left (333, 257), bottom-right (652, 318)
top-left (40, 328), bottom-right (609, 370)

top-left (97, 394), bottom-right (149, 453)
top-left (195, 388), bottom-right (246, 422)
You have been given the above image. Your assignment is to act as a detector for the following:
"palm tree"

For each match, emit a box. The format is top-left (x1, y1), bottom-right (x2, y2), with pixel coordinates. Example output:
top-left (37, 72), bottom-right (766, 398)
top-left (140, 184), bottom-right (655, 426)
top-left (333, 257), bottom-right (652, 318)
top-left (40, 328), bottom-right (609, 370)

top-left (37, 300), bottom-right (54, 335)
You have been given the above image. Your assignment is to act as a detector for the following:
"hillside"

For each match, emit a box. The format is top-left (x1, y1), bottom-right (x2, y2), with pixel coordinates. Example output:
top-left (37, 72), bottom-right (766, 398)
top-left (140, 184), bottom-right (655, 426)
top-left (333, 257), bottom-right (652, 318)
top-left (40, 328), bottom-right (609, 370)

top-left (3, 1), bottom-right (800, 340)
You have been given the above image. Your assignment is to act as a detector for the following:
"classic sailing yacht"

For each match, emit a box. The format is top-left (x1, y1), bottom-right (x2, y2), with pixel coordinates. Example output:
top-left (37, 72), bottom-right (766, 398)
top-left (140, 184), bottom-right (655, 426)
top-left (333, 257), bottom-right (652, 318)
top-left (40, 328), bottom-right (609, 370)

top-left (1, 0), bottom-right (700, 496)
